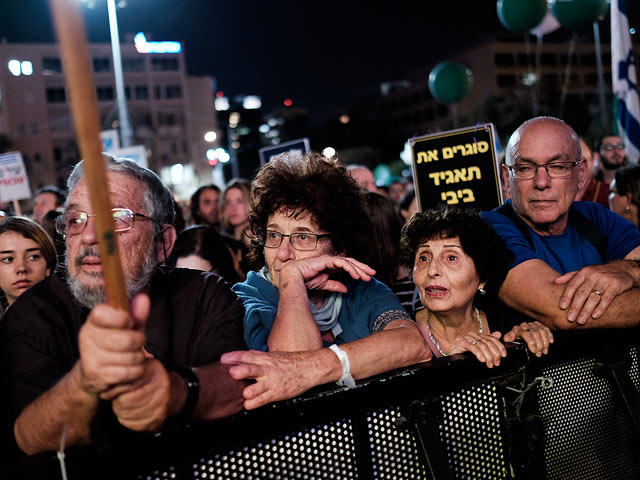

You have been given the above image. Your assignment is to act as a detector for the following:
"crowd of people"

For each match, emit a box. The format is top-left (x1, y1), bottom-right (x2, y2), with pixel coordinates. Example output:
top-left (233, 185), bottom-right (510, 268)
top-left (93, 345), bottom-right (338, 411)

top-left (1, 115), bottom-right (640, 465)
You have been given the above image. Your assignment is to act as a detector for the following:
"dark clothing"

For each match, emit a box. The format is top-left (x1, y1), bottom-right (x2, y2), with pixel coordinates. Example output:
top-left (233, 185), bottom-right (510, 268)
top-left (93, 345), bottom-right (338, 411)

top-left (583, 172), bottom-right (611, 207)
top-left (0, 267), bottom-right (246, 459)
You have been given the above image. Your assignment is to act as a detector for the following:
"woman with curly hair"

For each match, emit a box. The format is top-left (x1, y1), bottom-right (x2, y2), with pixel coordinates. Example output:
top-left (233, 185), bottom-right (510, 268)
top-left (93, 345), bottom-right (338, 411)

top-left (399, 205), bottom-right (553, 367)
top-left (221, 153), bottom-right (430, 410)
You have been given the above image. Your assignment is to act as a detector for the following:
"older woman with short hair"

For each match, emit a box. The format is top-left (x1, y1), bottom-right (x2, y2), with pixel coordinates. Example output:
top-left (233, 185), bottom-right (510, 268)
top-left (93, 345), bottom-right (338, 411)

top-left (399, 205), bottom-right (553, 367)
top-left (221, 153), bottom-right (431, 409)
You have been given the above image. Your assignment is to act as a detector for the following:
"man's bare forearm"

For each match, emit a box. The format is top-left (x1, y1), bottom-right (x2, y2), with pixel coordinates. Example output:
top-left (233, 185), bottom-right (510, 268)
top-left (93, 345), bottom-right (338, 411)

top-left (14, 362), bottom-right (99, 454)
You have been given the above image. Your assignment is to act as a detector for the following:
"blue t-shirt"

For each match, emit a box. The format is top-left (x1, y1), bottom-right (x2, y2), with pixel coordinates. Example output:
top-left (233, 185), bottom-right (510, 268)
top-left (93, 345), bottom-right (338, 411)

top-left (233, 271), bottom-right (410, 351)
top-left (482, 200), bottom-right (640, 274)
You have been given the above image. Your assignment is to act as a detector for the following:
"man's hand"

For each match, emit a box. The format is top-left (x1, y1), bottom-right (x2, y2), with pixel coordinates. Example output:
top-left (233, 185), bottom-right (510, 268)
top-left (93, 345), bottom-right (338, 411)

top-left (220, 350), bottom-right (332, 410)
top-left (554, 260), bottom-right (639, 324)
top-left (280, 255), bottom-right (375, 293)
top-left (76, 295), bottom-right (150, 395)
top-left (107, 358), bottom-right (172, 431)
top-left (503, 321), bottom-right (554, 357)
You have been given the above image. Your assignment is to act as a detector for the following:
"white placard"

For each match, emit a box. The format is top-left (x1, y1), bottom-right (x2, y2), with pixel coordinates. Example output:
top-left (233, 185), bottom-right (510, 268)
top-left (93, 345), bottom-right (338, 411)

top-left (0, 152), bottom-right (32, 202)
top-left (100, 129), bottom-right (120, 153)
top-left (112, 145), bottom-right (148, 168)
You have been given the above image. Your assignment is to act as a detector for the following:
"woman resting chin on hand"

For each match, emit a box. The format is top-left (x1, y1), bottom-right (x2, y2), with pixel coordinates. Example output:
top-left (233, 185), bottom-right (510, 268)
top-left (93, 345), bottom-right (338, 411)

top-left (399, 206), bottom-right (554, 368)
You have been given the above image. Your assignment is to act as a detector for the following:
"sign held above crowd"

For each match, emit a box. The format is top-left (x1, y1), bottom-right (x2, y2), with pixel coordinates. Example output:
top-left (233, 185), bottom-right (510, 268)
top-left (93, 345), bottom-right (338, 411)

top-left (410, 124), bottom-right (502, 212)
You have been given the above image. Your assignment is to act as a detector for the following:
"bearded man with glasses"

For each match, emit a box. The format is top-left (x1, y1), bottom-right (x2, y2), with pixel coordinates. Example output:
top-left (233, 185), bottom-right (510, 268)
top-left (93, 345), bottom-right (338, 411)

top-left (582, 133), bottom-right (629, 206)
top-left (0, 155), bottom-right (246, 462)
top-left (482, 117), bottom-right (640, 331)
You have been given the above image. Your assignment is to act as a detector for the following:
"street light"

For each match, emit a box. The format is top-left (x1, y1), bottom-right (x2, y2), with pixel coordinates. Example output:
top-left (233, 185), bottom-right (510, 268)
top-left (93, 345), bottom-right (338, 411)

top-left (106, 0), bottom-right (133, 147)
top-left (82, 0), bottom-right (133, 147)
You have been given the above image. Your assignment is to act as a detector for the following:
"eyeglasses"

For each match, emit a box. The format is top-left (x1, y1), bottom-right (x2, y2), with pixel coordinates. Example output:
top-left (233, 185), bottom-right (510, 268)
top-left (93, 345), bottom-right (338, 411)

top-left (258, 230), bottom-right (332, 251)
top-left (507, 160), bottom-right (580, 180)
top-left (55, 208), bottom-right (155, 236)
top-left (600, 143), bottom-right (625, 152)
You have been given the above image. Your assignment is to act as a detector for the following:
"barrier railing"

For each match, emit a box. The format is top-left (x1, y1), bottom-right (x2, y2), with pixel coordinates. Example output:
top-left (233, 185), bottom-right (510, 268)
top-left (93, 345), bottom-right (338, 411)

top-left (10, 328), bottom-right (640, 480)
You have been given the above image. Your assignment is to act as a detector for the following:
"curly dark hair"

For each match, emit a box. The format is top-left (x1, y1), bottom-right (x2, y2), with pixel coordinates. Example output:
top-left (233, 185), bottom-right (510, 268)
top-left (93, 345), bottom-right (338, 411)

top-left (398, 205), bottom-right (513, 291)
top-left (247, 152), bottom-right (372, 269)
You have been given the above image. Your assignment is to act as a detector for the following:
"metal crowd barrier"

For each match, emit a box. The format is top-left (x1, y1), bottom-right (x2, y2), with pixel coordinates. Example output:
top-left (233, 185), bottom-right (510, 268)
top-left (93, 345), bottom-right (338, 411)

top-left (9, 328), bottom-right (640, 480)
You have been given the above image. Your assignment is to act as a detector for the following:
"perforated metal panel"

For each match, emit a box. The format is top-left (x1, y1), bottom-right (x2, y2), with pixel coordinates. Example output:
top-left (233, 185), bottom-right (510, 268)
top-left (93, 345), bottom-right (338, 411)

top-left (629, 347), bottom-right (640, 393)
top-left (367, 408), bottom-right (427, 479)
top-left (538, 356), bottom-right (640, 480)
top-left (137, 466), bottom-right (176, 480)
top-left (439, 384), bottom-right (508, 480)
top-left (191, 419), bottom-right (358, 479)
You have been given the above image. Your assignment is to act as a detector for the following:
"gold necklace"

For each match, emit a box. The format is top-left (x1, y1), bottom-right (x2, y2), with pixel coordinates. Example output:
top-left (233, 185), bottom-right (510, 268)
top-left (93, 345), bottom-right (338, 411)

top-left (425, 307), bottom-right (483, 357)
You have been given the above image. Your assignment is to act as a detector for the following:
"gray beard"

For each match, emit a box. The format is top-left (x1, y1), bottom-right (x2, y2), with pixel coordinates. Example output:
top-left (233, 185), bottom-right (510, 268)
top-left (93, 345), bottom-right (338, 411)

top-left (66, 245), bottom-right (158, 309)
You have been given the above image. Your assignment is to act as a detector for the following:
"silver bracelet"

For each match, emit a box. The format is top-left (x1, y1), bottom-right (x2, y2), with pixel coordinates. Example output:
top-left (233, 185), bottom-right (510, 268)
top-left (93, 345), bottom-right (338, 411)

top-left (329, 344), bottom-right (356, 388)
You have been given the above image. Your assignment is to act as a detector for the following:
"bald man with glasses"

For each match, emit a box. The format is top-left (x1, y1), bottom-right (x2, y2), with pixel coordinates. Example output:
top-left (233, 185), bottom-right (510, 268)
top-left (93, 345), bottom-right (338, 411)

top-left (482, 117), bottom-right (640, 330)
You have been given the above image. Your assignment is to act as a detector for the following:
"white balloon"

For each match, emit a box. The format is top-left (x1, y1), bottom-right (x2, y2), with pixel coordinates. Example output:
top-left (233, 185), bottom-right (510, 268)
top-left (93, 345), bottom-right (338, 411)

top-left (529, 11), bottom-right (561, 38)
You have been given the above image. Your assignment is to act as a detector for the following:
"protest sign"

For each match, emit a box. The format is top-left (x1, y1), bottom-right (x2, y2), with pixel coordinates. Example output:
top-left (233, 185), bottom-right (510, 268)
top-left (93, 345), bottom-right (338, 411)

top-left (0, 151), bottom-right (32, 203)
top-left (410, 124), bottom-right (502, 212)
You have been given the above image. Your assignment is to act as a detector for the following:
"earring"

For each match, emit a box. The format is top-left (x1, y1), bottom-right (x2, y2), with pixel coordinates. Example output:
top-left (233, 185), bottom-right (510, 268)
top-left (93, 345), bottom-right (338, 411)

top-left (478, 287), bottom-right (486, 295)
top-left (625, 205), bottom-right (631, 212)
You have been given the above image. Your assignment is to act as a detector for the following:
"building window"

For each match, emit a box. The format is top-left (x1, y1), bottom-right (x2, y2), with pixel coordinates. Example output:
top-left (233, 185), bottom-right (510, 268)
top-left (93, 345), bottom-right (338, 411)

top-left (580, 53), bottom-right (596, 66)
top-left (158, 112), bottom-right (184, 126)
top-left (517, 53), bottom-right (535, 67)
top-left (96, 86), bottom-right (114, 101)
top-left (165, 85), bottom-right (182, 99)
top-left (135, 85), bottom-right (149, 100)
top-left (497, 75), bottom-right (517, 87)
top-left (92, 58), bottom-right (110, 73)
top-left (154, 86), bottom-right (162, 99)
top-left (125, 86), bottom-right (131, 100)
top-left (42, 57), bottom-right (62, 74)
top-left (494, 53), bottom-right (515, 66)
top-left (585, 73), bottom-right (598, 85)
top-left (122, 58), bottom-right (145, 72)
top-left (46, 87), bottom-right (66, 103)
top-left (151, 57), bottom-right (179, 71)
top-left (540, 53), bottom-right (557, 66)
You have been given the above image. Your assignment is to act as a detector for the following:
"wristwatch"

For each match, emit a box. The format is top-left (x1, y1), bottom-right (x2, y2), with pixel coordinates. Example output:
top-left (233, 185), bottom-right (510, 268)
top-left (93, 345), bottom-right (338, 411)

top-left (172, 364), bottom-right (200, 419)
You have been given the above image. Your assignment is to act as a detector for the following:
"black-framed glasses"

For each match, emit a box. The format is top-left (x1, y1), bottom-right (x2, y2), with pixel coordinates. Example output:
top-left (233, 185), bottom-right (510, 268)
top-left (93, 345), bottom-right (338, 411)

top-left (600, 143), bottom-right (625, 152)
top-left (55, 208), bottom-right (155, 236)
top-left (507, 160), bottom-right (580, 180)
top-left (257, 230), bottom-right (332, 251)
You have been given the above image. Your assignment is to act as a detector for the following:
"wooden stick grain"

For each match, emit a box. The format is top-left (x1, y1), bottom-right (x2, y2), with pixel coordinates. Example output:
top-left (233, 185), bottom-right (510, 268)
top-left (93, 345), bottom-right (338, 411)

top-left (49, 0), bottom-right (129, 310)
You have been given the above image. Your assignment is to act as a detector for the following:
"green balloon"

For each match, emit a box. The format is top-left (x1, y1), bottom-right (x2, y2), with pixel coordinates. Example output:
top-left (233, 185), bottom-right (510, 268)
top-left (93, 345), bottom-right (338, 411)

top-left (550, 0), bottom-right (610, 30)
top-left (428, 62), bottom-right (473, 104)
top-left (497, 0), bottom-right (547, 33)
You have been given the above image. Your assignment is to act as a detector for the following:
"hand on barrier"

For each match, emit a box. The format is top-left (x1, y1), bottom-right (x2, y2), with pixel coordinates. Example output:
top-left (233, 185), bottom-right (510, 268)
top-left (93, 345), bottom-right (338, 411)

top-left (503, 321), bottom-right (554, 357)
top-left (221, 349), bottom-right (323, 410)
top-left (449, 331), bottom-right (506, 368)
top-left (554, 261), bottom-right (637, 324)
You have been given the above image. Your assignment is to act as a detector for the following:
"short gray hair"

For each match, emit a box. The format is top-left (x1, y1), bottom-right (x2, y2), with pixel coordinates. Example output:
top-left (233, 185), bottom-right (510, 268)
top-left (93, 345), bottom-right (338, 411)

top-left (66, 153), bottom-right (175, 227)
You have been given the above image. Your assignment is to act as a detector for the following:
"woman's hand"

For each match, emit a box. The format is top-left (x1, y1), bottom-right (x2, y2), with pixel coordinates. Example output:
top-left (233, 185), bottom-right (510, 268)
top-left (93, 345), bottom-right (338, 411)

top-left (280, 255), bottom-right (376, 293)
top-left (449, 331), bottom-right (506, 368)
top-left (503, 321), bottom-right (554, 357)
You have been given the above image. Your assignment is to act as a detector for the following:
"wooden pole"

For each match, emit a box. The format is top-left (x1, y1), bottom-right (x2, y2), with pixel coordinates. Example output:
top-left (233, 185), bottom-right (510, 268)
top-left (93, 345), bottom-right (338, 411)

top-left (49, 0), bottom-right (129, 311)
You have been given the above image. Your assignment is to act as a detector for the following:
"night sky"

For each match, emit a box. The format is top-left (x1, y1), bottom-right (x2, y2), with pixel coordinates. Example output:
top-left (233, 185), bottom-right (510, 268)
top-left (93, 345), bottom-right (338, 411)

top-left (0, 1), bottom-right (638, 123)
